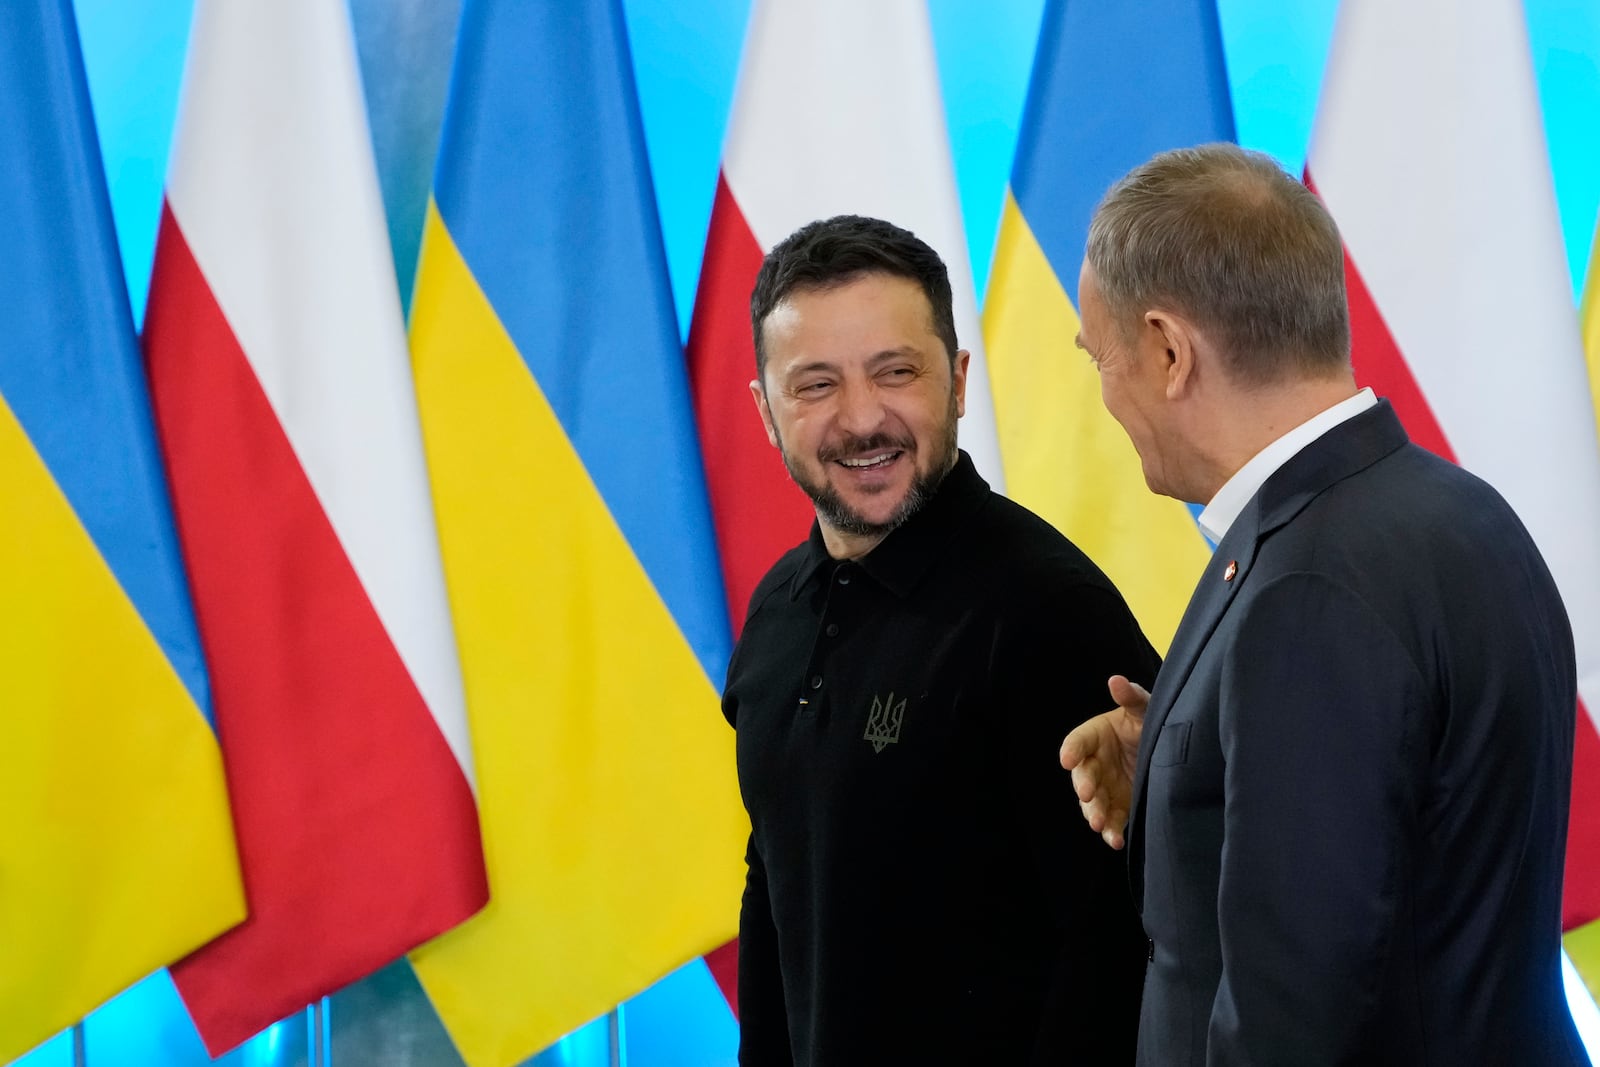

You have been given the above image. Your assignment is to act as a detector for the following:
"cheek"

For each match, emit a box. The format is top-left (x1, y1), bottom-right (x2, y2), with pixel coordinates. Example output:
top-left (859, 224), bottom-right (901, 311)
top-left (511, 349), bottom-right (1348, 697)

top-left (1097, 374), bottom-right (1121, 418)
top-left (777, 408), bottom-right (827, 452)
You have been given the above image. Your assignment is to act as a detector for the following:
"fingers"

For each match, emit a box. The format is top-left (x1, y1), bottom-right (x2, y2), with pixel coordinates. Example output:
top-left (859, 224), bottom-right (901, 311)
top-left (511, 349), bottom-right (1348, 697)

top-left (1079, 795), bottom-right (1102, 830)
top-left (1062, 709), bottom-right (1133, 850)
top-left (1070, 759), bottom-right (1100, 803)
top-left (1060, 719), bottom-right (1097, 769)
top-left (1077, 790), bottom-right (1128, 850)
top-left (1106, 674), bottom-right (1151, 714)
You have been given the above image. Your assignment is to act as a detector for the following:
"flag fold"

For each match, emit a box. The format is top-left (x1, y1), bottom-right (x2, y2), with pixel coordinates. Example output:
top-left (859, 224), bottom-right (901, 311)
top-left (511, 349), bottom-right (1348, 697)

top-left (406, 3), bottom-right (744, 1064)
top-left (0, 2), bottom-right (242, 1058)
top-left (145, 0), bottom-right (487, 1051)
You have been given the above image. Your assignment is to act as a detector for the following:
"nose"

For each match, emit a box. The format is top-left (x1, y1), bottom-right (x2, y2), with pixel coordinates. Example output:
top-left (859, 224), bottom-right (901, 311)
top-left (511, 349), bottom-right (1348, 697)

top-left (835, 377), bottom-right (887, 437)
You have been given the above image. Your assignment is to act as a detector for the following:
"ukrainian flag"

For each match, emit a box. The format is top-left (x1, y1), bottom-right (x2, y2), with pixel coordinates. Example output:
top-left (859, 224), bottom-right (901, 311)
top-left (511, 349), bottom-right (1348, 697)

top-left (0, 2), bottom-right (242, 1059)
top-left (405, 2), bottom-right (744, 1064)
top-left (984, 0), bottom-right (1236, 650)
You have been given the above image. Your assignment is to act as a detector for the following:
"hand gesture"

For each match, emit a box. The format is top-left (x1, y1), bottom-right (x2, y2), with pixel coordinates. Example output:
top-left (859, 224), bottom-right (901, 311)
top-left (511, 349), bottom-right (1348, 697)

top-left (1060, 675), bottom-right (1150, 850)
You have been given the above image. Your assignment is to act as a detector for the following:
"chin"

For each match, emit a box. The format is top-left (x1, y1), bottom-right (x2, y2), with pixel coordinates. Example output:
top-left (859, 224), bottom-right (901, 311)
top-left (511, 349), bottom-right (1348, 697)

top-left (840, 497), bottom-right (905, 526)
top-left (1140, 469), bottom-right (1173, 500)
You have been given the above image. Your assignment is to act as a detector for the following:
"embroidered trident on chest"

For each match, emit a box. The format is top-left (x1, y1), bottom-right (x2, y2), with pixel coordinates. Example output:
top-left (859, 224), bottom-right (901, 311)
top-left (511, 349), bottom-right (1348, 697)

top-left (864, 692), bottom-right (907, 753)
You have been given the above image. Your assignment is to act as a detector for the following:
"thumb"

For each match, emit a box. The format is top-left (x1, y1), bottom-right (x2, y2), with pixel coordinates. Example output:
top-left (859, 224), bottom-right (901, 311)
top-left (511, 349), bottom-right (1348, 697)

top-left (1107, 674), bottom-right (1151, 715)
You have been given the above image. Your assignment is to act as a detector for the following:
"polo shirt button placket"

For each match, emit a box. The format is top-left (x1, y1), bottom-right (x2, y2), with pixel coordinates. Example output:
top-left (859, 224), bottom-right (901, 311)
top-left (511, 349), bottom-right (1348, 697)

top-left (799, 563), bottom-right (854, 720)
top-left (826, 565), bottom-right (854, 641)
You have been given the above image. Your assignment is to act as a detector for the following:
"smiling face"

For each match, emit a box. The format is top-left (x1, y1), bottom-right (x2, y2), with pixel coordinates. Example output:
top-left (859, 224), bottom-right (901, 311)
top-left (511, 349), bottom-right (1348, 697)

top-left (752, 271), bottom-right (968, 558)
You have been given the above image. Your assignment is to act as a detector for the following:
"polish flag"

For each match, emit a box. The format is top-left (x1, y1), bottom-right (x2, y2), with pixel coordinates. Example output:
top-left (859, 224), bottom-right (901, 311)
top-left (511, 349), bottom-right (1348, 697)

top-left (142, 0), bottom-right (487, 1051)
top-left (687, 0), bottom-right (1005, 633)
top-left (1307, 0), bottom-right (1600, 933)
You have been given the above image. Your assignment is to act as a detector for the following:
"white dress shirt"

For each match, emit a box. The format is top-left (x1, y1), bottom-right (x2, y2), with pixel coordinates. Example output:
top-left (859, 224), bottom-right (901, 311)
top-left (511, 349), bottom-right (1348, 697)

top-left (1196, 387), bottom-right (1377, 544)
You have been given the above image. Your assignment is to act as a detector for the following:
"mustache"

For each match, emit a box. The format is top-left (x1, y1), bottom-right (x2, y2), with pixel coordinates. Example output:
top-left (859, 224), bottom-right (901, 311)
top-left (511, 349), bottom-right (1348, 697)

top-left (817, 433), bottom-right (914, 464)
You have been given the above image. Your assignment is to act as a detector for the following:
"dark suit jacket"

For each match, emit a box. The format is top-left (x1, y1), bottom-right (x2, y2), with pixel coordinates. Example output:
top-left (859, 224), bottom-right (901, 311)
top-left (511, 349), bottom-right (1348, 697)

top-left (1128, 401), bottom-right (1586, 1065)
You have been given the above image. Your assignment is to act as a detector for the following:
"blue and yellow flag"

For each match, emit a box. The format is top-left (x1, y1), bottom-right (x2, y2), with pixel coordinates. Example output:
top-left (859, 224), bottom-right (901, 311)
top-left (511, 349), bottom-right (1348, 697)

top-left (984, 0), bottom-right (1235, 650)
top-left (405, 2), bottom-right (743, 1064)
top-left (0, 1), bottom-right (243, 1058)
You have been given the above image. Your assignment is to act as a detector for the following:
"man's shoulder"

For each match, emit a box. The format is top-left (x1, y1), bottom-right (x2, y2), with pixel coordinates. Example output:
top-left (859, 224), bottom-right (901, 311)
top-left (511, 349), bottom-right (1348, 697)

top-left (967, 489), bottom-right (1120, 592)
top-left (1269, 440), bottom-right (1552, 602)
top-left (1307, 439), bottom-right (1527, 541)
top-left (739, 539), bottom-right (812, 627)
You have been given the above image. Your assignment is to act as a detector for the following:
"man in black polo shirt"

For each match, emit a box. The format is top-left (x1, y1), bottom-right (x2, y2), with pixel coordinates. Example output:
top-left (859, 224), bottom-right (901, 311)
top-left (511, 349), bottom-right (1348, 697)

top-left (724, 214), bottom-right (1159, 1065)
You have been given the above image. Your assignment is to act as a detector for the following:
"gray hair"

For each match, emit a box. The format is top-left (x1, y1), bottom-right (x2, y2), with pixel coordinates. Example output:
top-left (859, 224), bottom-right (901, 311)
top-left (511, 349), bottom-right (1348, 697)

top-left (1085, 143), bottom-right (1351, 385)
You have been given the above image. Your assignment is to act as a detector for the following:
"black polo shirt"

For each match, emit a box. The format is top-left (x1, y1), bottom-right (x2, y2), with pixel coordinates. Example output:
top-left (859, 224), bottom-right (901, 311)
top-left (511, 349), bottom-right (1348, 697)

top-left (725, 452), bottom-right (1160, 1066)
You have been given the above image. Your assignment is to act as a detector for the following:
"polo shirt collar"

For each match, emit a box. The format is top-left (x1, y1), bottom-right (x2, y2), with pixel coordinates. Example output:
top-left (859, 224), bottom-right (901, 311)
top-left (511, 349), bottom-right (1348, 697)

top-left (788, 450), bottom-right (989, 600)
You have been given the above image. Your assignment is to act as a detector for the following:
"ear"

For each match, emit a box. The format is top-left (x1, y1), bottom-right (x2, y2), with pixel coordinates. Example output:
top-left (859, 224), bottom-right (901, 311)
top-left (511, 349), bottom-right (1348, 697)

top-left (951, 349), bottom-right (971, 418)
top-left (750, 379), bottom-right (781, 448)
top-left (1144, 309), bottom-right (1199, 400)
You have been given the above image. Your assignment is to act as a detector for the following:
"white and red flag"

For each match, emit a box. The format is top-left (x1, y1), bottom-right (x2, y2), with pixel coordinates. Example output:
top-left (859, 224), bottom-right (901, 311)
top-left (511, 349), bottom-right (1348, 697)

top-left (687, 0), bottom-right (1004, 633)
top-left (142, 0), bottom-right (487, 1051)
top-left (1307, 0), bottom-right (1600, 937)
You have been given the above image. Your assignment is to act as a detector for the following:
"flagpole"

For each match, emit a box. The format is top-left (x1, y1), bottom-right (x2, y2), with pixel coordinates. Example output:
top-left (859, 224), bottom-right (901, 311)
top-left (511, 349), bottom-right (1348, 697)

top-left (309, 999), bottom-right (328, 1067)
top-left (70, 1022), bottom-right (85, 1067)
top-left (608, 1006), bottom-right (626, 1067)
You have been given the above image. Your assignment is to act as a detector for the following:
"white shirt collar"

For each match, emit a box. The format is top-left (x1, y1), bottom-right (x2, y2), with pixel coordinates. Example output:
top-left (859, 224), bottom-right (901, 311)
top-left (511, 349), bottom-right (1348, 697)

top-left (1196, 387), bottom-right (1377, 544)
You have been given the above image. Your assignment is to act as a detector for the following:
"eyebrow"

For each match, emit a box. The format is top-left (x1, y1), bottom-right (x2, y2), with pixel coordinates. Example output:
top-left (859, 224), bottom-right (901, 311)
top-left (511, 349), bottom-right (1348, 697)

top-left (784, 360), bottom-right (837, 379)
top-left (865, 346), bottom-right (922, 366)
top-left (782, 347), bottom-right (921, 379)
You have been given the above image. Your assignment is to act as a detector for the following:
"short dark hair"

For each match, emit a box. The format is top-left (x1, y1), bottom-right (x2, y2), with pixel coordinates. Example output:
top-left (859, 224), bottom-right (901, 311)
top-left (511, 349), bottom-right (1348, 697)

top-left (750, 215), bottom-right (958, 382)
top-left (1086, 143), bottom-right (1351, 385)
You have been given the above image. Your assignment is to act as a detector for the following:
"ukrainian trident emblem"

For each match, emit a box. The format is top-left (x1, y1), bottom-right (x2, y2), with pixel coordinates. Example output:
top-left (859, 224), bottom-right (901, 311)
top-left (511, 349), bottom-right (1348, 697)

top-left (863, 692), bottom-right (906, 753)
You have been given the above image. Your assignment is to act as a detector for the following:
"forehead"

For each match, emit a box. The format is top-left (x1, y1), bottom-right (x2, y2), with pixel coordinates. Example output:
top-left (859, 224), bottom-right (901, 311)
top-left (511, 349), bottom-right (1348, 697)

top-left (1075, 260), bottom-right (1117, 336)
top-left (1075, 259), bottom-right (1126, 334)
top-left (763, 273), bottom-right (939, 364)
top-left (1077, 259), bottom-right (1102, 310)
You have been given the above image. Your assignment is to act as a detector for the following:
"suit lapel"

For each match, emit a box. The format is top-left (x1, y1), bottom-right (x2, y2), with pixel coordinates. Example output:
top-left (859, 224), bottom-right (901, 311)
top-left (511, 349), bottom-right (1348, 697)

top-left (1126, 401), bottom-right (1411, 905)
top-left (1126, 511), bottom-right (1258, 903)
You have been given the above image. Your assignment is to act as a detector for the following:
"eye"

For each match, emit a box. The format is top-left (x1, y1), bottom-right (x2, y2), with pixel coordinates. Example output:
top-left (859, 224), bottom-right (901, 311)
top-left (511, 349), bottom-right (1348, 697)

top-left (1074, 334), bottom-right (1098, 369)
top-left (879, 365), bottom-right (916, 383)
top-left (794, 380), bottom-right (834, 397)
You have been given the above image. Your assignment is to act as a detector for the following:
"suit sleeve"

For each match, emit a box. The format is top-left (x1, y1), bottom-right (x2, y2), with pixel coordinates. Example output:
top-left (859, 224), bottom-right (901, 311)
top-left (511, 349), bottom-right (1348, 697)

top-left (994, 578), bottom-right (1160, 1063)
top-left (1209, 571), bottom-right (1427, 1062)
top-left (736, 832), bottom-right (793, 1066)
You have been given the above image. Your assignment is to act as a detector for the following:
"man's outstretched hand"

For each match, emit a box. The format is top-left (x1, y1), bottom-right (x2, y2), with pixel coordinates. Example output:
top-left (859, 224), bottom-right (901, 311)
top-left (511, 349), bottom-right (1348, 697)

top-left (1060, 675), bottom-right (1150, 849)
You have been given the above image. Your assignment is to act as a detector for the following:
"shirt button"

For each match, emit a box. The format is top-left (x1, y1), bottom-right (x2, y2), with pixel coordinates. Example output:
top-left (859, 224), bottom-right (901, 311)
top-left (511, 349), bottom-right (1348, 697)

top-left (825, 623), bottom-right (839, 637)
top-left (809, 674), bottom-right (823, 690)
top-left (837, 571), bottom-right (851, 585)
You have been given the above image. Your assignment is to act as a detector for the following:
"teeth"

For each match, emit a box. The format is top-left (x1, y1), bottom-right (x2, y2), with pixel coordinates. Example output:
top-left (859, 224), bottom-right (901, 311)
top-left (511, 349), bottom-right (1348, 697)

top-left (840, 452), bottom-right (898, 469)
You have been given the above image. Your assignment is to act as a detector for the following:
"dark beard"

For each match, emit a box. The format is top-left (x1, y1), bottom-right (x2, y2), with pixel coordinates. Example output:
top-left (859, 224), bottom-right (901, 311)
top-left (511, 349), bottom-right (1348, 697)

top-left (777, 390), bottom-right (960, 541)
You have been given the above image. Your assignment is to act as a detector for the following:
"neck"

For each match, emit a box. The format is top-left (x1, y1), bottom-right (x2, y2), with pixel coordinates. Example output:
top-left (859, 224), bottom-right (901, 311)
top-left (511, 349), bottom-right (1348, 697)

top-left (1193, 373), bottom-right (1360, 501)
top-left (820, 525), bottom-right (889, 560)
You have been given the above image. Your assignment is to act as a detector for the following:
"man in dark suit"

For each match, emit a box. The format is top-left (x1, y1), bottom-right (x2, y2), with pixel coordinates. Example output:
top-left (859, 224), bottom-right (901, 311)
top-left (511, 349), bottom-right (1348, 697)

top-left (1061, 143), bottom-right (1587, 1064)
